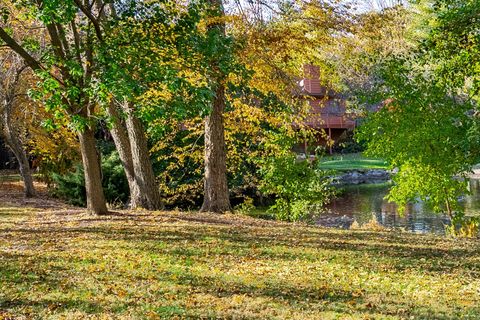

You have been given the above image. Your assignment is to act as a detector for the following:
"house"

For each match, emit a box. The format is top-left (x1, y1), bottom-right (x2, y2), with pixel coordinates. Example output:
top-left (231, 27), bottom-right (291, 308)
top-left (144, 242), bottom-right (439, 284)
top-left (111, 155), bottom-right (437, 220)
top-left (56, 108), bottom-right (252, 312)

top-left (298, 64), bottom-right (356, 155)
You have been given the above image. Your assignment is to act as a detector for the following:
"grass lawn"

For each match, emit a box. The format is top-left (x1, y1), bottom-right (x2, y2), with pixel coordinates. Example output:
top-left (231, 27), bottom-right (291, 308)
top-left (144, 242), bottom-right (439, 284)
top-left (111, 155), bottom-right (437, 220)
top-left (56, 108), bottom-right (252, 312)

top-left (0, 173), bottom-right (22, 183)
top-left (319, 153), bottom-right (388, 171)
top-left (1, 182), bottom-right (480, 319)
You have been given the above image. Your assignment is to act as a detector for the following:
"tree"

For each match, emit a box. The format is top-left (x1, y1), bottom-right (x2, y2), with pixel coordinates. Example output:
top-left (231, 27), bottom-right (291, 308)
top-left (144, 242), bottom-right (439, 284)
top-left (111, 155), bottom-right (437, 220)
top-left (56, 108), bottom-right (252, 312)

top-left (353, 0), bottom-right (480, 221)
top-left (200, 0), bottom-right (231, 213)
top-left (0, 1), bottom-right (108, 214)
top-left (97, 3), bottom-right (164, 210)
top-left (198, 0), bottom-right (351, 212)
top-left (0, 0), bottom-right (164, 212)
top-left (0, 50), bottom-right (35, 197)
top-left (147, 0), bottom-right (351, 213)
top-left (98, 0), bottom-right (241, 213)
top-left (356, 60), bottom-right (479, 217)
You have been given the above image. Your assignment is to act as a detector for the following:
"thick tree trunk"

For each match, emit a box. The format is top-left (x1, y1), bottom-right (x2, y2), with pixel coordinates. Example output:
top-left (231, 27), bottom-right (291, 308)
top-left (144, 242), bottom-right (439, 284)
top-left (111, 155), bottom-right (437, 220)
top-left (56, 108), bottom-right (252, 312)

top-left (200, 0), bottom-right (231, 213)
top-left (78, 128), bottom-right (108, 215)
top-left (200, 85), bottom-right (231, 213)
top-left (122, 102), bottom-right (163, 210)
top-left (2, 102), bottom-right (35, 197)
top-left (106, 102), bottom-right (141, 208)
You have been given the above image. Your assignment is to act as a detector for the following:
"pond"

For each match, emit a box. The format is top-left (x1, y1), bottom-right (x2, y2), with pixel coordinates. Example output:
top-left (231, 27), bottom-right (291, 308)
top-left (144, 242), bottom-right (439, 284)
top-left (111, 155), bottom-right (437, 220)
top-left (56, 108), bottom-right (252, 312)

top-left (318, 178), bottom-right (480, 234)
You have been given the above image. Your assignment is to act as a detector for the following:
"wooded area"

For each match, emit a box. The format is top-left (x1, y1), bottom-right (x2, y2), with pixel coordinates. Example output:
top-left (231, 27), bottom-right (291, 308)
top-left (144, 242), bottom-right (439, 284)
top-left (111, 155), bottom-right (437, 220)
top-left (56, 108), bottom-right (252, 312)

top-left (1, 0), bottom-right (480, 318)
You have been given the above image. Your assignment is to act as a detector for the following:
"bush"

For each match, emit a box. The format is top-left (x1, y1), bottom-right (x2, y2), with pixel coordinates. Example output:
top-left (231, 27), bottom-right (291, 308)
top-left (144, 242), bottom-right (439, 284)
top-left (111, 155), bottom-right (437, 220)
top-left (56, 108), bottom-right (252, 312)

top-left (100, 151), bottom-right (130, 205)
top-left (234, 196), bottom-right (256, 215)
top-left (259, 154), bottom-right (336, 222)
top-left (51, 164), bottom-right (86, 207)
top-left (446, 212), bottom-right (480, 238)
top-left (52, 149), bottom-right (129, 207)
top-left (332, 130), bottom-right (364, 154)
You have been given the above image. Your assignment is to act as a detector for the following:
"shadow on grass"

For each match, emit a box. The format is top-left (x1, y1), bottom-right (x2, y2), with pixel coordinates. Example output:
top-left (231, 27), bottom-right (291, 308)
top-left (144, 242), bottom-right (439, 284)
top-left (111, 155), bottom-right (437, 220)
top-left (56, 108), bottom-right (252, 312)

top-left (0, 298), bottom-right (103, 314)
top-left (0, 252), bottom-right (104, 315)
top-left (2, 221), bottom-right (479, 275)
top-left (1, 212), bottom-right (479, 318)
top-left (164, 271), bottom-right (476, 320)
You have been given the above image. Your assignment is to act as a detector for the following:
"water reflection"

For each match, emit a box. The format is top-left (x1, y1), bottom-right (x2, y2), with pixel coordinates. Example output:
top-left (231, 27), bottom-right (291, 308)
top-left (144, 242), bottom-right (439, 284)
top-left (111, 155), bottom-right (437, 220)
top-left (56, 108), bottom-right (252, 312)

top-left (320, 179), bottom-right (480, 234)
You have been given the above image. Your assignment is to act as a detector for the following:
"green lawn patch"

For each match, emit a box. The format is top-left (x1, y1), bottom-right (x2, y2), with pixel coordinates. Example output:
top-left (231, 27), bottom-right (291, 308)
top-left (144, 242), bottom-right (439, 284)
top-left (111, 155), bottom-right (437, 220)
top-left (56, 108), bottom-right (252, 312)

top-left (319, 153), bottom-right (388, 171)
top-left (0, 203), bottom-right (479, 319)
top-left (0, 173), bottom-right (22, 183)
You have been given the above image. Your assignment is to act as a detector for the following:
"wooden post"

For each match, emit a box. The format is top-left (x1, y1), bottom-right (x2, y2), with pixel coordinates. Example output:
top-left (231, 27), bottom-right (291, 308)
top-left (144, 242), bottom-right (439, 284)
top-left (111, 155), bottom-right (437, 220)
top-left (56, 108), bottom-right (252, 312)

top-left (328, 127), bottom-right (333, 155)
top-left (304, 139), bottom-right (309, 160)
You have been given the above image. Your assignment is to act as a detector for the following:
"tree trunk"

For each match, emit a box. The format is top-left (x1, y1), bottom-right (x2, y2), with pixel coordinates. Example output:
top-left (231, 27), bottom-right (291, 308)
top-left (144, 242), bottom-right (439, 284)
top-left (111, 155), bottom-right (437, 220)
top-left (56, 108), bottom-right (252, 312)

top-left (200, 84), bottom-right (231, 213)
top-left (106, 102), bottom-right (141, 208)
top-left (122, 102), bottom-right (163, 210)
top-left (200, 0), bottom-right (231, 213)
top-left (2, 102), bottom-right (35, 197)
top-left (78, 128), bottom-right (108, 215)
top-left (4, 137), bottom-right (36, 197)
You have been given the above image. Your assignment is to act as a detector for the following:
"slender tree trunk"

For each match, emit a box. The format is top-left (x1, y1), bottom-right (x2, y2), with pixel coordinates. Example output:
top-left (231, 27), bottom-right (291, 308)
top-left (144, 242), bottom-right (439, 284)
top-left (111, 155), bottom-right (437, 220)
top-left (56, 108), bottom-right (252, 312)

top-left (106, 102), bottom-right (141, 208)
top-left (4, 137), bottom-right (36, 197)
top-left (444, 188), bottom-right (454, 219)
top-left (78, 128), bottom-right (108, 215)
top-left (122, 102), bottom-right (163, 210)
top-left (200, 85), bottom-right (231, 213)
top-left (2, 101), bottom-right (35, 197)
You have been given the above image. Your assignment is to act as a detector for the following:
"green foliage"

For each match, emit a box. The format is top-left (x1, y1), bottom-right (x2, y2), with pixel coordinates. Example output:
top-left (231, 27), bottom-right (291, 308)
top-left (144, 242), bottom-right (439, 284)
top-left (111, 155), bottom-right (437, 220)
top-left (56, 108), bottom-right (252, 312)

top-left (344, 0), bottom-right (480, 234)
top-left (52, 148), bottom-right (129, 207)
top-left (12, 1), bottom-right (98, 132)
top-left (233, 196), bottom-right (255, 215)
top-left (356, 59), bottom-right (480, 215)
top-left (98, 0), bottom-right (247, 127)
top-left (100, 150), bottom-right (130, 206)
top-left (423, 0), bottom-right (480, 98)
top-left (387, 161), bottom-right (468, 215)
top-left (259, 154), bottom-right (335, 222)
top-left (51, 164), bottom-right (86, 207)
top-left (332, 131), bottom-right (365, 154)
top-left (152, 121), bottom-right (204, 208)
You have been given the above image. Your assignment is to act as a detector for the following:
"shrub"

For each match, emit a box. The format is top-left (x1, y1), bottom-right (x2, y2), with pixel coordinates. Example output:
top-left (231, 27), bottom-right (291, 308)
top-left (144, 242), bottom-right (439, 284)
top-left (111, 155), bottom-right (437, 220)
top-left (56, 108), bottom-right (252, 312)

top-left (100, 151), bottom-right (130, 205)
top-left (333, 130), bottom-right (365, 154)
top-left (234, 196), bottom-right (256, 215)
top-left (259, 154), bottom-right (336, 222)
top-left (51, 164), bottom-right (86, 207)
top-left (52, 149), bottom-right (129, 207)
top-left (446, 212), bottom-right (480, 238)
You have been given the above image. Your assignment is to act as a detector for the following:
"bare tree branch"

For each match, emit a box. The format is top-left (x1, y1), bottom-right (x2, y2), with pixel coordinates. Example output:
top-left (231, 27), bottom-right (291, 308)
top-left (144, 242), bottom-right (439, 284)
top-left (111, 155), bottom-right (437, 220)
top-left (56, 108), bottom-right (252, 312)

top-left (73, 0), bottom-right (104, 42)
top-left (0, 27), bottom-right (43, 72)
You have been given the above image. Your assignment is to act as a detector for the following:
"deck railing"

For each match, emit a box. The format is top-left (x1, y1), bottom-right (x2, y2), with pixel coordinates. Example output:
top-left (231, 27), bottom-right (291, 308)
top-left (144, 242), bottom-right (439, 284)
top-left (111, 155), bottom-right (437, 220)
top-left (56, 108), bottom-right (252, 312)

top-left (304, 113), bottom-right (356, 129)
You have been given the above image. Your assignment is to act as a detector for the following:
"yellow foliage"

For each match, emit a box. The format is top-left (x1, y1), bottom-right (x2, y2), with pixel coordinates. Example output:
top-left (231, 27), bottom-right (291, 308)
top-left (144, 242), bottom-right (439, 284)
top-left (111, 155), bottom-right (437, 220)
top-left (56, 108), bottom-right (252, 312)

top-left (151, 91), bottom-right (315, 206)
